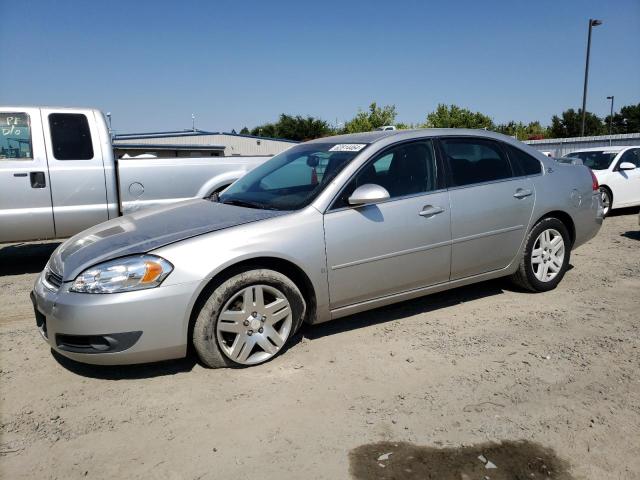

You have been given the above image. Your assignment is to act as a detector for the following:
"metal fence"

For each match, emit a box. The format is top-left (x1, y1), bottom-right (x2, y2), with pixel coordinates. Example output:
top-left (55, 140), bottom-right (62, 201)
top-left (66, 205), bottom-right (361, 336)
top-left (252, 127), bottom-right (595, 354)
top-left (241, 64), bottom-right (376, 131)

top-left (524, 133), bottom-right (640, 157)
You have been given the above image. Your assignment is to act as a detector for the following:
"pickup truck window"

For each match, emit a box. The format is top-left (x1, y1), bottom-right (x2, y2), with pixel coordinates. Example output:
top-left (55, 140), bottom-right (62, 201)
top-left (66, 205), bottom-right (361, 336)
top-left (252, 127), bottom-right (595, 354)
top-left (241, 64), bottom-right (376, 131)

top-left (0, 112), bottom-right (33, 160)
top-left (49, 113), bottom-right (94, 160)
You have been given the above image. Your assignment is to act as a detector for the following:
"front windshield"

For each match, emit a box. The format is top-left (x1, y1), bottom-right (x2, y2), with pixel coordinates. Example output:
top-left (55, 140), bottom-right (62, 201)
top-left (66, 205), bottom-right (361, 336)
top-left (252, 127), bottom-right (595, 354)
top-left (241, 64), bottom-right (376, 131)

top-left (565, 150), bottom-right (618, 170)
top-left (219, 142), bottom-right (366, 210)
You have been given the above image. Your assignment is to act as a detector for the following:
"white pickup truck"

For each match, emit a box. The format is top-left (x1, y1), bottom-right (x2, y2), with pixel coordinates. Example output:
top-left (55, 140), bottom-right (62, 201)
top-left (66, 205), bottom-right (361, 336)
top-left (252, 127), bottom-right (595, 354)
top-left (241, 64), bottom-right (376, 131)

top-left (0, 106), bottom-right (271, 243)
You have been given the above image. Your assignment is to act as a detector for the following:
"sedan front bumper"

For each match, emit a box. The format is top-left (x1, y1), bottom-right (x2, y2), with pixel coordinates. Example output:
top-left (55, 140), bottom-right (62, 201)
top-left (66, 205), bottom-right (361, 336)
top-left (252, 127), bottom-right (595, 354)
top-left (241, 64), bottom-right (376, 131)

top-left (32, 270), bottom-right (199, 365)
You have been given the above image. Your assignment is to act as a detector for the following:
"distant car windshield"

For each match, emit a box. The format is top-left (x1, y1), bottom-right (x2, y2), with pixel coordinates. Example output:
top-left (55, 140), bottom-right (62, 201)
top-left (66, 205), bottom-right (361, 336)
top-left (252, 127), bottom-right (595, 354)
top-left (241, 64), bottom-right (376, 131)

top-left (219, 142), bottom-right (366, 211)
top-left (565, 150), bottom-right (618, 170)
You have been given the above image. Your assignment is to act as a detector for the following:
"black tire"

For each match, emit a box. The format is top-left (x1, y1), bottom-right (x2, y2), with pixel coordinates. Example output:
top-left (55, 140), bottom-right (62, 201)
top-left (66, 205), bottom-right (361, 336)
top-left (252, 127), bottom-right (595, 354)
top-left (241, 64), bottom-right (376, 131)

top-left (510, 217), bottom-right (571, 292)
top-left (599, 186), bottom-right (612, 217)
top-left (192, 269), bottom-right (306, 368)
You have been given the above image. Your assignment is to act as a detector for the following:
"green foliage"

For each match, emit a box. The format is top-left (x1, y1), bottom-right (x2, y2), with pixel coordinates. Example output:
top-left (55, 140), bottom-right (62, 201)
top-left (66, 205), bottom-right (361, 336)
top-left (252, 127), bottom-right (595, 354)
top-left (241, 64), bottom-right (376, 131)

top-left (549, 108), bottom-right (604, 138)
top-left (422, 104), bottom-right (494, 129)
top-left (250, 114), bottom-right (332, 141)
top-left (494, 120), bottom-right (548, 140)
top-left (604, 103), bottom-right (640, 134)
top-left (343, 102), bottom-right (397, 133)
top-left (239, 127), bottom-right (250, 134)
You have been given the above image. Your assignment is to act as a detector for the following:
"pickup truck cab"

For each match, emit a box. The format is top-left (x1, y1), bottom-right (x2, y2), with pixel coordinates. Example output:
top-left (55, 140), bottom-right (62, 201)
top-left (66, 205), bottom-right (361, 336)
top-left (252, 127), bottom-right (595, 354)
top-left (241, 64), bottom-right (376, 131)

top-left (0, 106), bottom-right (269, 243)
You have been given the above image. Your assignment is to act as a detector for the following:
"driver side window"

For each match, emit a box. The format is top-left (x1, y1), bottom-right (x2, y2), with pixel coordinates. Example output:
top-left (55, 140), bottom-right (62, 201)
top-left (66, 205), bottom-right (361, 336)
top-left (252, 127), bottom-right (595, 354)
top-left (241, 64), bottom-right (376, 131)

top-left (618, 148), bottom-right (640, 168)
top-left (332, 140), bottom-right (437, 209)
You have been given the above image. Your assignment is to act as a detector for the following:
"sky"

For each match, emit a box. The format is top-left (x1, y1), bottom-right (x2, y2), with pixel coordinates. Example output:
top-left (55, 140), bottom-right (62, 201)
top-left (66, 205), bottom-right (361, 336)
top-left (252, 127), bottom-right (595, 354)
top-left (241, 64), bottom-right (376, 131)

top-left (1, 0), bottom-right (638, 134)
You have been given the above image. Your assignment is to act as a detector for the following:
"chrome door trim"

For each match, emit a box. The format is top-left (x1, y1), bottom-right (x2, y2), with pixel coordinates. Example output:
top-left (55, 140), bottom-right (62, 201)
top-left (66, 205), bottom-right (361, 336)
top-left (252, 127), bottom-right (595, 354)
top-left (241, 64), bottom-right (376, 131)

top-left (452, 224), bottom-right (525, 245)
top-left (331, 238), bottom-right (452, 270)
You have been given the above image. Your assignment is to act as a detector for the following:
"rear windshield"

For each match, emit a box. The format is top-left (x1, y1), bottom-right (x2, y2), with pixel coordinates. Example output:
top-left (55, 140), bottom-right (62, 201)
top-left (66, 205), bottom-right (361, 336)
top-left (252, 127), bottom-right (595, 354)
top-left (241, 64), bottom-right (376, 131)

top-left (565, 150), bottom-right (618, 170)
top-left (219, 142), bottom-right (366, 210)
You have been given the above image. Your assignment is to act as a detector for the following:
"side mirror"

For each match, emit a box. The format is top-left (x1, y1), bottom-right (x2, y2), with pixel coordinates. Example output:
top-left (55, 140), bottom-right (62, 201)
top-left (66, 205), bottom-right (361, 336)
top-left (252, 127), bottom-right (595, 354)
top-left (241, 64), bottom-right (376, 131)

top-left (619, 162), bottom-right (636, 171)
top-left (348, 184), bottom-right (390, 206)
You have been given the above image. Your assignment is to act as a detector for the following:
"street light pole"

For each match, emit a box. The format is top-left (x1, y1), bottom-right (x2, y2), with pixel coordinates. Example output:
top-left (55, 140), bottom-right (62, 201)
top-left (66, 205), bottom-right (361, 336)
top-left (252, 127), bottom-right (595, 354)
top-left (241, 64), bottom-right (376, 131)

top-left (580, 18), bottom-right (603, 137)
top-left (606, 95), bottom-right (614, 145)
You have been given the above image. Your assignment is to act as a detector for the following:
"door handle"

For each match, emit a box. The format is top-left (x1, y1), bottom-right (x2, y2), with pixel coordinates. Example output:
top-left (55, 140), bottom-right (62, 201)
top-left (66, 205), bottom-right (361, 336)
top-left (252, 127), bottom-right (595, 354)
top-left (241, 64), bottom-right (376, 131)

top-left (513, 188), bottom-right (532, 199)
top-left (419, 205), bottom-right (444, 217)
top-left (13, 172), bottom-right (28, 177)
top-left (29, 171), bottom-right (46, 188)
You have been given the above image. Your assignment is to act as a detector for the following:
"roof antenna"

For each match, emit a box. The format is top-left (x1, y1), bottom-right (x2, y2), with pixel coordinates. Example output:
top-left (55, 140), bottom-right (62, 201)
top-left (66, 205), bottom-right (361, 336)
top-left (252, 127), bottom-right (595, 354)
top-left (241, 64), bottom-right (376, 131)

top-left (192, 113), bottom-right (196, 132)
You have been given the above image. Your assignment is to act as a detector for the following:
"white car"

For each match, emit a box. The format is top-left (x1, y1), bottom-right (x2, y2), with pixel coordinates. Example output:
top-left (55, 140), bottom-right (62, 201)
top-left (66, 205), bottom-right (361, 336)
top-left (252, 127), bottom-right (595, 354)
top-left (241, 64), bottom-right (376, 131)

top-left (565, 146), bottom-right (640, 216)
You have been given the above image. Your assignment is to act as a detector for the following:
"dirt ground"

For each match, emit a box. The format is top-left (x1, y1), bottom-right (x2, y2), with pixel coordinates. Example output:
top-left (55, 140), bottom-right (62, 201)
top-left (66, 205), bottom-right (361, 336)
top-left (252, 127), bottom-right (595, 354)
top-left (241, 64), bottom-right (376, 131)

top-left (1, 210), bottom-right (639, 479)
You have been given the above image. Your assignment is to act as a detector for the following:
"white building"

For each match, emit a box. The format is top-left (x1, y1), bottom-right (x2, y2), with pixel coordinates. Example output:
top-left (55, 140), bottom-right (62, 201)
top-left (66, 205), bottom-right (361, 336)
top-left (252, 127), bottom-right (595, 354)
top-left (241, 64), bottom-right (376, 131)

top-left (113, 130), bottom-right (298, 158)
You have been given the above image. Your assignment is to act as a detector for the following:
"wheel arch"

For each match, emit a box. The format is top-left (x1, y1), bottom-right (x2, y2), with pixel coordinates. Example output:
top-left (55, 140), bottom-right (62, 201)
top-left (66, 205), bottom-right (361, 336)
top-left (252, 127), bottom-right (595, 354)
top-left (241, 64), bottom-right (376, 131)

top-left (532, 210), bottom-right (576, 246)
top-left (187, 256), bottom-right (318, 350)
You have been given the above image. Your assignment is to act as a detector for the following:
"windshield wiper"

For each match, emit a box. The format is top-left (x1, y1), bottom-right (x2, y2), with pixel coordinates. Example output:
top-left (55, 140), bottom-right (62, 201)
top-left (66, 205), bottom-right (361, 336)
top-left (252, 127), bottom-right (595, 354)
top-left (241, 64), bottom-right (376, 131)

top-left (221, 199), bottom-right (266, 209)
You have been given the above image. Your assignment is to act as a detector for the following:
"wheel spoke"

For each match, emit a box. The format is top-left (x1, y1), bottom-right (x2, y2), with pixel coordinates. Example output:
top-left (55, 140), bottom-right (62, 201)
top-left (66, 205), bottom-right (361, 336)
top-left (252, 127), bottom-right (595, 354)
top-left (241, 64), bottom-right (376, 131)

top-left (241, 288), bottom-right (253, 312)
top-left (219, 310), bottom-right (246, 323)
top-left (218, 319), bottom-right (243, 333)
top-left (541, 262), bottom-right (549, 280)
top-left (256, 335), bottom-right (277, 355)
top-left (253, 286), bottom-right (265, 310)
top-left (531, 256), bottom-right (542, 265)
top-left (265, 297), bottom-right (287, 314)
top-left (265, 326), bottom-right (285, 347)
top-left (267, 305), bottom-right (291, 326)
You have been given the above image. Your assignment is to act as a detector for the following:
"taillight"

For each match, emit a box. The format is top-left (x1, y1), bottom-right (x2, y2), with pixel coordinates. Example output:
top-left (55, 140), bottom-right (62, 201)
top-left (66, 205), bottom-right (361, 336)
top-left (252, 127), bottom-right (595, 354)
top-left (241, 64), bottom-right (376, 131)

top-left (589, 169), bottom-right (599, 191)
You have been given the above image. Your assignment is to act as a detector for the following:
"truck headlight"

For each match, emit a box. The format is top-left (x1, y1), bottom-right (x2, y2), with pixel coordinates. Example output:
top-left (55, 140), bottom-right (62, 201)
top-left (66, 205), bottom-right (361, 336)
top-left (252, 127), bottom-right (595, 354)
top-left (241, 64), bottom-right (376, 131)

top-left (70, 255), bottom-right (173, 293)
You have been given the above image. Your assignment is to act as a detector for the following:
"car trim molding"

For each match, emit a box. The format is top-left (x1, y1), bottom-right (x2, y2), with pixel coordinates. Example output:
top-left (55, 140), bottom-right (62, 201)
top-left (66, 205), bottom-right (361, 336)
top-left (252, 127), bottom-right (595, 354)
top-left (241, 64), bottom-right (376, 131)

top-left (331, 224), bottom-right (524, 271)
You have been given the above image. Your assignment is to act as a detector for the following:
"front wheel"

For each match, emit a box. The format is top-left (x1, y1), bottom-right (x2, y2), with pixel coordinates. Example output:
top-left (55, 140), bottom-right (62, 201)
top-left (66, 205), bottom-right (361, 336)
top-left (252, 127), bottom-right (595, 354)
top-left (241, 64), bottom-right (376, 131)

top-left (599, 187), bottom-right (612, 217)
top-left (192, 269), bottom-right (306, 368)
top-left (510, 218), bottom-right (571, 292)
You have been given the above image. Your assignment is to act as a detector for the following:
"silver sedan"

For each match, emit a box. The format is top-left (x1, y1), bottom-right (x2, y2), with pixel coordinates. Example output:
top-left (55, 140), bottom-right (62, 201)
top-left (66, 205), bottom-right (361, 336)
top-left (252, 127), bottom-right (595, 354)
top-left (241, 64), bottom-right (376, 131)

top-left (32, 129), bottom-right (603, 368)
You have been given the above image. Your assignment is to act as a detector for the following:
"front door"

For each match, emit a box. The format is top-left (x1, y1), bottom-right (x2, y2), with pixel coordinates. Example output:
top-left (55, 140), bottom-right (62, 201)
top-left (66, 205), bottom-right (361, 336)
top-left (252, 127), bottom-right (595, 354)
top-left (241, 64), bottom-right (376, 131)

top-left (611, 148), bottom-right (640, 207)
top-left (324, 139), bottom-right (451, 309)
top-left (440, 137), bottom-right (535, 280)
top-left (0, 108), bottom-right (55, 242)
top-left (41, 109), bottom-right (109, 238)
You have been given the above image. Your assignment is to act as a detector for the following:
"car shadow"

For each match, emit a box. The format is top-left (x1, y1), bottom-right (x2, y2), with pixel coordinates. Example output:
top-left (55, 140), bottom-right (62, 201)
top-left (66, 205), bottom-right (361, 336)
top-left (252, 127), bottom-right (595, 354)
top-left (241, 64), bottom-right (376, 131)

top-left (609, 206), bottom-right (640, 217)
top-left (51, 350), bottom-right (197, 380)
top-left (0, 242), bottom-right (61, 276)
top-left (299, 278), bottom-right (509, 342)
top-left (622, 231), bottom-right (640, 241)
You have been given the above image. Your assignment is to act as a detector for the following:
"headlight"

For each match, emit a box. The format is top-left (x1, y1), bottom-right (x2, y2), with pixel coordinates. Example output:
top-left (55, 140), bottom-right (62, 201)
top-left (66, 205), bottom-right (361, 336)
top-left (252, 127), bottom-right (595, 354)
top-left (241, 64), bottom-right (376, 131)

top-left (70, 255), bottom-right (173, 293)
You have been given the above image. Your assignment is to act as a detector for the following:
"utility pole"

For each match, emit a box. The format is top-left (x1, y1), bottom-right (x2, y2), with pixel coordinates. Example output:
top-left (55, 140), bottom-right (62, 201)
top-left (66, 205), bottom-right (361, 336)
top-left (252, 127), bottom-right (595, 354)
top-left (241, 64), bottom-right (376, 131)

top-left (580, 18), bottom-right (603, 137)
top-left (192, 113), bottom-right (196, 132)
top-left (606, 95), bottom-right (614, 145)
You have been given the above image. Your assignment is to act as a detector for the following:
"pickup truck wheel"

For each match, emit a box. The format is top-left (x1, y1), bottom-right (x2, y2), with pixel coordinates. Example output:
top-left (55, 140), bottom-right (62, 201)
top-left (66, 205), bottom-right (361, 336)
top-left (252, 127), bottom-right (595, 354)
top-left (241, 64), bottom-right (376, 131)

top-left (510, 217), bottom-right (571, 292)
top-left (192, 269), bottom-right (306, 368)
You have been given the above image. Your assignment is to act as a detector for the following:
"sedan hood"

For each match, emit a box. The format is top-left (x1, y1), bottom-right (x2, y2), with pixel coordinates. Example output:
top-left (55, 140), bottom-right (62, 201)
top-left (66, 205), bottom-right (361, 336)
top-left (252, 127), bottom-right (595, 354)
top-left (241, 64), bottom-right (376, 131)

top-left (49, 200), bottom-right (288, 281)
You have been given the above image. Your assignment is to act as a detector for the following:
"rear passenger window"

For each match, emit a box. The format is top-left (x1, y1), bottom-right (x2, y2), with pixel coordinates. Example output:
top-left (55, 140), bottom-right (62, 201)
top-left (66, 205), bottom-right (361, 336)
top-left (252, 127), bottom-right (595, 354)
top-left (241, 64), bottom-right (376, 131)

top-left (505, 144), bottom-right (542, 176)
top-left (49, 113), bottom-right (94, 160)
top-left (0, 112), bottom-right (33, 160)
top-left (441, 138), bottom-right (512, 187)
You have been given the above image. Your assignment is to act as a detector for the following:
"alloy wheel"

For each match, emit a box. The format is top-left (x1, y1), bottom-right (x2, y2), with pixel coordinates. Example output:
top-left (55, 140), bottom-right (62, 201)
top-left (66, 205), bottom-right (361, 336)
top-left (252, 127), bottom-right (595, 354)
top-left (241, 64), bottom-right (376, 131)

top-left (531, 228), bottom-right (565, 282)
top-left (216, 284), bottom-right (292, 365)
top-left (600, 188), bottom-right (611, 216)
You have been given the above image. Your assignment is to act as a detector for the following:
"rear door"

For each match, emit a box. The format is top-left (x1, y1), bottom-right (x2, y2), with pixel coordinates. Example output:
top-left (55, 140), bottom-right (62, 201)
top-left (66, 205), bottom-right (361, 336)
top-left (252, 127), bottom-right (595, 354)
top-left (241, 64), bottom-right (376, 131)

top-left (41, 109), bottom-right (109, 238)
top-left (0, 108), bottom-right (55, 242)
top-left (440, 137), bottom-right (535, 280)
top-left (611, 148), bottom-right (640, 207)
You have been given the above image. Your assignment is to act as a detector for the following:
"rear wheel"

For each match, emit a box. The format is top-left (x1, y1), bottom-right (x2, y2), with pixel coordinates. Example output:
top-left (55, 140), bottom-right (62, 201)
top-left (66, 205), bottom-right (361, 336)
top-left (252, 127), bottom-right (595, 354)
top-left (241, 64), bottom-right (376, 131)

top-left (511, 217), bottom-right (571, 292)
top-left (192, 269), bottom-right (306, 368)
top-left (599, 187), bottom-right (612, 217)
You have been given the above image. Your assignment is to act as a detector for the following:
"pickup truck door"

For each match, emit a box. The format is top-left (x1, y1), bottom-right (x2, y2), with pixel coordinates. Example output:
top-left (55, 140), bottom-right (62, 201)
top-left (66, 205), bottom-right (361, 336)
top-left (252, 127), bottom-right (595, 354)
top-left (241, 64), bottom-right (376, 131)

top-left (41, 109), bottom-right (109, 238)
top-left (0, 108), bottom-right (56, 243)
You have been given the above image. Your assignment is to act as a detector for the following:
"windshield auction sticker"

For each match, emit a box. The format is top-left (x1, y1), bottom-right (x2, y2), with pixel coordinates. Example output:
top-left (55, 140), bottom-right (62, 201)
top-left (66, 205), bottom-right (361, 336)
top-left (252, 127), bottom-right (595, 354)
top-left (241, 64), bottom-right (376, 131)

top-left (329, 144), bottom-right (367, 152)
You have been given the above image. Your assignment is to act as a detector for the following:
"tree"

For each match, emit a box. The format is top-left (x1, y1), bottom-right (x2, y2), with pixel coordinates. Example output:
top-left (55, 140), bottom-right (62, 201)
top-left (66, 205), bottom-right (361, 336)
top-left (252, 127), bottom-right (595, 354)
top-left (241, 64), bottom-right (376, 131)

top-left (549, 108), bottom-right (604, 138)
top-left (250, 114), bottom-right (332, 141)
top-left (343, 102), bottom-right (397, 133)
top-left (494, 120), bottom-right (549, 140)
top-left (423, 104), bottom-right (494, 130)
top-left (239, 127), bottom-right (250, 135)
top-left (604, 103), bottom-right (640, 134)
